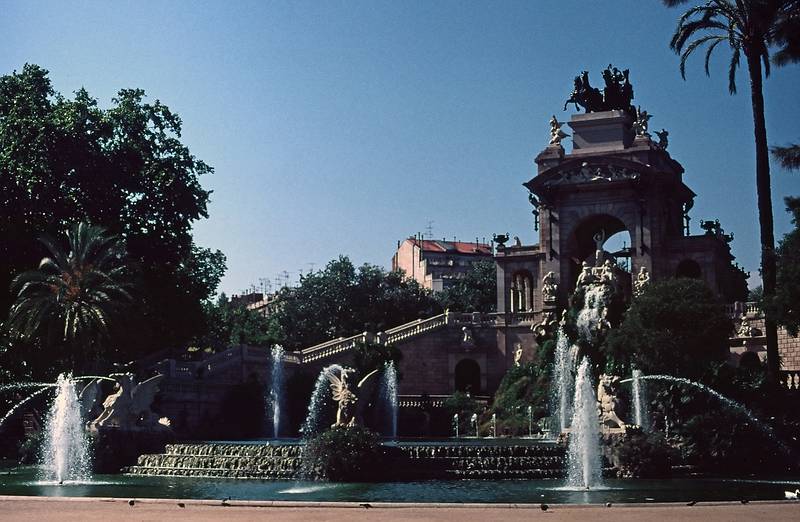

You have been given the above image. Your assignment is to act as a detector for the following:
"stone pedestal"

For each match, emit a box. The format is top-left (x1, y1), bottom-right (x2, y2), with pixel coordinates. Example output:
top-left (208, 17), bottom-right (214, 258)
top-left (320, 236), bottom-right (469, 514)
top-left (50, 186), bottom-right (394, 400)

top-left (91, 428), bottom-right (174, 473)
top-left (568, 110), bottom-right (634, 153)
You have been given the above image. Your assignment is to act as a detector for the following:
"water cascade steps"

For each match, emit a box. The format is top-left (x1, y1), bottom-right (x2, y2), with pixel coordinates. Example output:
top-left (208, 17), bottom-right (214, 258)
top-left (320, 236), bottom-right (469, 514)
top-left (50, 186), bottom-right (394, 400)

top-left (125, 441), bottom-right (567, 480)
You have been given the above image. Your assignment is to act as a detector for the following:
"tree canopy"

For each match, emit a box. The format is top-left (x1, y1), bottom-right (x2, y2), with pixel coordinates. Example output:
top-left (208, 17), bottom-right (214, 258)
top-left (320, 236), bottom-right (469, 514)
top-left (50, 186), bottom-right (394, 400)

top-left (605, 278), bottom-right (732, 379)
top-left (435, 260), bottom-right (497, 314)
top-left (769, 197), bottom-right (800, 335)
top-left (267, 256), bottom-right (439, 351)
top-left (0, 64), bottom-right (224, 367)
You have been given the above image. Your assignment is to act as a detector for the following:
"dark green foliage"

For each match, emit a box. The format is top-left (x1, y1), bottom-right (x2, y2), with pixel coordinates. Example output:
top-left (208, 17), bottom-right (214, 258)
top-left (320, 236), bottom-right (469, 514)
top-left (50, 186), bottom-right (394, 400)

top-left (767, 197), bottom-right (800, 335)
top-left (352, 341), bottom-right (402, 378)
top-left (605, 279), bottom-right (732, 379)
top-left (195, 293), bottom-right (274, 351)
top-left (613, 430), bottom-right (673, 478)
top-left (268, 256), bottom-right (439, 350)
top-left (301, 426), bottom-right (384, 481)
top-left (0, 65), bottom-right (224, 373)
top-left (489, 362), bottom-right (550, 436)
top-left (435, 260), bottom-right (497, 313)
top-left (7, 223), bottom-right (131, 372)
top-left (772, 143), bottom-right (800, 170)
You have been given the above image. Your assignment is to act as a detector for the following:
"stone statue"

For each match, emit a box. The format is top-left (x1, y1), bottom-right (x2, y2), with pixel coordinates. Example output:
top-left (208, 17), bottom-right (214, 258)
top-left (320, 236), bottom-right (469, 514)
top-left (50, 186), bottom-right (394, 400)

top-left (512, 236), bottom-right (522, 247)
top-left (576, 262), bottom-right (596, 287)
top-left (593, 230), bottom-right (606, 266)
top-left (513, 343), bottom-right (523, 367)
top-left (326, 367), bottom-right (358, 427)
top-left (633, 106), bottom-right (652, 137)
top-left (738, 314), bottom-right (753, 338)
top-left (325, 366), bottom-right (379, 428)
top-left (633, 267), bottom-right (650, 296)
top-left (600, 259), bottom-right (617, 287)
top-left (532, 311), bottom-right (556, 339)
top-left (89, 373), bottom-right (169, 432)
top-left (597, 374), bottom-right (626, 432)
top-left (461, 326), bottom-right (475, 346)
top-left (655, 129), bottom-right (669, 150)
top-left (541, 271), bottom-right (558, 303)
top-left (548, 115), bottom-right (570, 146)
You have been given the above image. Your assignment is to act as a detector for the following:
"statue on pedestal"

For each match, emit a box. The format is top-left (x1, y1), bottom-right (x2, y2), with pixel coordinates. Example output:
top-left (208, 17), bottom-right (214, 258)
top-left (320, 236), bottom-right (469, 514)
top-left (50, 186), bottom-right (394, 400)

top-left (325, 366), bottom-right (379, 428)
top-left (89, 373), bottom-right (169, 432)
top-left (548, 115), bottom-right (570, 146)
top-left (633, 106), bottom-right (652, 137)
top-left (576, 262), bottom-right (596, 287)
top-left (541, 271), bottom-right (558, 304)
top-left (655, 129), bottom-right (669, 150)
top-left (738, 314), bottom-right (753, 338)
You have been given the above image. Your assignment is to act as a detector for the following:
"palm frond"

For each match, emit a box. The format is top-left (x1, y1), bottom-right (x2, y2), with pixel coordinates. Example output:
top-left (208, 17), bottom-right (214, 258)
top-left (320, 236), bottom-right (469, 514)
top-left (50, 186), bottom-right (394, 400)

top-left (728, 46), bottom-right (741, 93)
top-left (771, 143), bottom-right (800, 170)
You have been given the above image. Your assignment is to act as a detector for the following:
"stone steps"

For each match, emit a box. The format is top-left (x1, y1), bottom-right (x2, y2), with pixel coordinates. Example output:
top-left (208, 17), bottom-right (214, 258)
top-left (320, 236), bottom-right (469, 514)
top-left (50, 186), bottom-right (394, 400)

top-left (125, 441), bottom-right (567, 480)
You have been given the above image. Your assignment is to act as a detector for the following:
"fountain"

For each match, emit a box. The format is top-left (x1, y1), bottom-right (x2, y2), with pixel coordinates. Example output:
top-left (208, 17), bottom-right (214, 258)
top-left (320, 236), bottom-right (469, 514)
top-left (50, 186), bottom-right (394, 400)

top-left (470, 413), bottom-right (478, 437)
top-left (378, 361), bottom-right (398, 438)
top-left (300, 364), bottom-right (342, 438)
top-left (490, 413), bottom-right (497, 438)
top-left (567, 358), bottom-right (602, 489)
top-left (452, 413), bottom-right (459, 438)
top-left (551, 325), bottom-right (577, 432)
top-left (527, 405), bottom-right (533, 437)
top-left (40, 374), bottom-right (91, 483)
top-left (631, 368), bottom-right (648, 430)
top-left (269, 345), bottom-right (285, 438)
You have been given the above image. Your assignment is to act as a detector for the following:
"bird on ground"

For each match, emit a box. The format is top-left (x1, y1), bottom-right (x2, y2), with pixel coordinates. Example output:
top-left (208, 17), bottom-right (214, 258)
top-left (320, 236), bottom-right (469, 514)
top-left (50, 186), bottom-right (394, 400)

top-left (540, 503), bottom-right (549, 511)
top-left (221, 496), bottom-right (231, 506)
top-left (784, 489), bottom-right (799, 500)
top-left (177, 502), bottom-right (185, 508)
top-left (359, 503), bottom-right (372, 509)
top-left (686, 501), bottom-right (697, 506)
top-left (605, 502), bottom-right (612, 508)
top-left (128, 499), bottom-right (135, 506)
top-left (740, 499), bottom-right (749, 504)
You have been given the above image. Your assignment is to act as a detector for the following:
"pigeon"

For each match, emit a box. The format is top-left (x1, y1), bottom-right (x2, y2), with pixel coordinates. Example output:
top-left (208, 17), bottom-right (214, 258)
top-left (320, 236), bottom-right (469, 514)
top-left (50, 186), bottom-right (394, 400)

top-left (740, 499), bottom-right (749, 504)
top-left (686, 501), bottom-right (697, 506)
top-left (540, 503), bottom-right (549, 511)
top-left (177, 502), bottom-right (185, 508)
top-left (359, 503), bottom-right (372, 509)
top-left (784, 489), bottom-right (799, 500)
top-left (605, 502), bottom-right (612, 508)
top-left (221, 496), bottom-right (231, 507)
top-left (128, 499), bottom-right (135, 506)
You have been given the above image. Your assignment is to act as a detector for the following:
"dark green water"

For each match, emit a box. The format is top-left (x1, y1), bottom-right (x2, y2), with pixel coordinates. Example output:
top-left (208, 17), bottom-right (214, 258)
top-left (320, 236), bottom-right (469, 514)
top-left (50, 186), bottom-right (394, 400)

top-left (1, 467), bottom-right (798, 503)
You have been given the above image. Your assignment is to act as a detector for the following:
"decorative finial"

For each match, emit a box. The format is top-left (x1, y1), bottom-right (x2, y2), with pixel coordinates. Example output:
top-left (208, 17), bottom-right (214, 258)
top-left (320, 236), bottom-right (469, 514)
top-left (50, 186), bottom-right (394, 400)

top-left (548, 115), bottom-right (570, 146)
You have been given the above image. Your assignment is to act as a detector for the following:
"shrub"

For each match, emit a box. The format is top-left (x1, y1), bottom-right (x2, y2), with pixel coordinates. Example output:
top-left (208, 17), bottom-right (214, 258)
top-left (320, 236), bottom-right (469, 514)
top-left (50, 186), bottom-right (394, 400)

top-left (301, 426), bottom-right (385, 481)
top-left (613, 430), bottom-right (673, 478)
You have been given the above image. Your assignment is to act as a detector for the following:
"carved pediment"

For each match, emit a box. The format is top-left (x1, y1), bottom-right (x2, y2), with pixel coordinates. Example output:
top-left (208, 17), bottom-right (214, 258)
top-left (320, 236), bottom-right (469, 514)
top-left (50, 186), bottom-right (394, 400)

top-left (542, 163), bottom-right (640, 188)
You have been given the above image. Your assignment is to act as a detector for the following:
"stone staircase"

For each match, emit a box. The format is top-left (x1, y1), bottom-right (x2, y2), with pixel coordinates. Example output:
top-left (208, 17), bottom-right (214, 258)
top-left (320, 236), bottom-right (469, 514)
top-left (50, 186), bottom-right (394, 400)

top-left (125, 440), bottom-right (566, 480)
top-left (298, 311), bottom-right (494, 363)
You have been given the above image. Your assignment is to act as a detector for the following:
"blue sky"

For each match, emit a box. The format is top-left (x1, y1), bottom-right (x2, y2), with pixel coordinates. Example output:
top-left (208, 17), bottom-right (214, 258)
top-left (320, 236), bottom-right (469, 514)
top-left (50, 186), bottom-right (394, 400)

top-left (5, 0), bottom-right (799, 295)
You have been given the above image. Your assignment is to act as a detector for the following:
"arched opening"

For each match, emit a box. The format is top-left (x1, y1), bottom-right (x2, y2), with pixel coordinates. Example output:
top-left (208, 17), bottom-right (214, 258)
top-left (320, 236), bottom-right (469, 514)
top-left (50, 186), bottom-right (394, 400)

top-left (510, 270), bottom-right (533, 312)
top-left (567, 214), bottom-right (632, 288)
top-left (454, 358), bottom-right (481, 394)
top-left (676, 259), bottom-right (702, 279)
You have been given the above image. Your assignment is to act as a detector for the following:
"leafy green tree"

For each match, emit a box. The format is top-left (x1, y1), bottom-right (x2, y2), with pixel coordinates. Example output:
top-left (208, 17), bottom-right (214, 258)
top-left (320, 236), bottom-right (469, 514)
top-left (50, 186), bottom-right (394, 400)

top-left (7, 223), bottom-right (130, 372)
top-left (662, 0), bottom-right (800, 381)
top-left (435, 260), bottom-right (497, 313)
top-left (606, 279), bottom-right (732, 379)
top-left (0, 64), bottom-right (224, 360)
top-left (195, 293), bottom-right (274, 351)
top-left (769, 197), bottom-right (800, 335)
top-left (352, 341), bottom-right (402, 378)
top-left (268, 256), bottom-right (439, 350)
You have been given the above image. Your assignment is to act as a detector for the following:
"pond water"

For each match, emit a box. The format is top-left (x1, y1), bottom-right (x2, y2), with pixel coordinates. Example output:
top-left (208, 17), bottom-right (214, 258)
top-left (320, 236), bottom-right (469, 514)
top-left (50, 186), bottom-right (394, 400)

top-left (1, 466), bottom-right (798, 504)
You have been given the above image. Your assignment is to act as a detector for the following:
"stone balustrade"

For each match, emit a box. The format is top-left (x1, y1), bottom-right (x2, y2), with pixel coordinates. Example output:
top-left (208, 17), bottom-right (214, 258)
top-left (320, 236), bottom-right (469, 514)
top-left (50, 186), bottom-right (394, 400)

top-left (783, 371), bottom-right (800, 390)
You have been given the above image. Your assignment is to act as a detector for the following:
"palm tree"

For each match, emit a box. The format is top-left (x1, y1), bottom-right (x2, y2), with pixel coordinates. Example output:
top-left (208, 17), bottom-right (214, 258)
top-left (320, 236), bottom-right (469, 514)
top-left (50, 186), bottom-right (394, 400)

top-left (8, 222), bottom-right (131, 370)
top-left (664, 0), bottom-right (800, 382)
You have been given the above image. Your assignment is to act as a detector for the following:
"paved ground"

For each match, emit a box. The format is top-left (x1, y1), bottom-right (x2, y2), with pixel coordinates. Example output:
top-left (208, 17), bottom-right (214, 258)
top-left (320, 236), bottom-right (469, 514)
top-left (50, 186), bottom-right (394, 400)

top-left (0, 496), bottom-right (798, 522)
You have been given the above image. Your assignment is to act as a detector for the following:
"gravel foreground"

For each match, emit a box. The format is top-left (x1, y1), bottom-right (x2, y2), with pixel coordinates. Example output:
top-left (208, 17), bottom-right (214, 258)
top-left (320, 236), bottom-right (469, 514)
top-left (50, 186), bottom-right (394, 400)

top-left (0, 496), bottom-right (798, 521)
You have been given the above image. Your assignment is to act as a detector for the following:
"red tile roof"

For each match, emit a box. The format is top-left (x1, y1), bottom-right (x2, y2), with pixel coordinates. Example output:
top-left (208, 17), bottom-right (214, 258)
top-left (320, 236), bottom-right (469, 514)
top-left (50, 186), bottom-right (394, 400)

top-left (407, 238), bottom-right (492, 255)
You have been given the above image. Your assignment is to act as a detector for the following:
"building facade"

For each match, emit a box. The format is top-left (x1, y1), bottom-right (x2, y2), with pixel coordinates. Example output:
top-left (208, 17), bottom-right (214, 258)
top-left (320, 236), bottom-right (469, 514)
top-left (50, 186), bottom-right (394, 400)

top-left (392, 237), bottom-right (493, 291)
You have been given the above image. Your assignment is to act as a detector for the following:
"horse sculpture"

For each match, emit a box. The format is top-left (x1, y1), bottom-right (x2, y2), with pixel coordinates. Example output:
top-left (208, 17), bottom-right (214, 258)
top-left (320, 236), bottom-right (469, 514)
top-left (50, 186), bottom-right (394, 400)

top-left (564, 65), bottom-right (634, 117)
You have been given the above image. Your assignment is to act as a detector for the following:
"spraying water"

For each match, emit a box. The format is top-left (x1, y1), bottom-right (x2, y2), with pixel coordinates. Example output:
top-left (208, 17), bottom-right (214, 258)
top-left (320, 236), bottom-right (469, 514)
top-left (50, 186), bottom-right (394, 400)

top-left (576, 285), bottom-right (609, 342)
top-left (527, 405), bottom-right (533, 437)
top-left (452, 413), bottom-right (459, 438)
top-left (301, 364), bottom-right (343, 438)
top-left (269, 345), bottom-right (285, 438)
top-left (39, 374), bottom-right (91, 483)
top-left (379, 361), bottom-right (399, 438)
top-left (621, 374), bottom-right (789, 453)
top-left (470, 413), bottom-right (478, 437)
top-left (490, 413), bottom-right (497, 438)
top-left (631, 368), bottom-right (648, 430)
top-left (567, 358), bottom-right (602, 489)
top-left (551, 325), bottom-right (577, 432)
